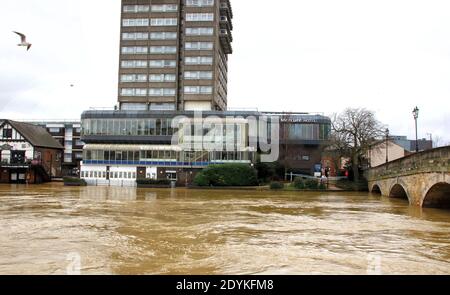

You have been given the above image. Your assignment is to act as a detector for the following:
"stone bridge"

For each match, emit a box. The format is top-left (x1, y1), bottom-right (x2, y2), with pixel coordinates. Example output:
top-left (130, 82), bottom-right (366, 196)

top-left (367, 146), bottom-right (450, 209)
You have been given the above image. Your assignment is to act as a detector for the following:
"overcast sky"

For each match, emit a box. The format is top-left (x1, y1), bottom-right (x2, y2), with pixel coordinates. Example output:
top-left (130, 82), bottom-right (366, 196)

top-left (0, 0), bottom-right (449, 144)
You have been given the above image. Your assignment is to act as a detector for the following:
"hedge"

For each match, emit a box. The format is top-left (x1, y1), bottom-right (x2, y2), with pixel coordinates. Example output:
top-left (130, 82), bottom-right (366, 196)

top-left (291, 177), bottom-right (326, 190)
top-left (63, 177), bottom-right (87, 186)
top-left (270, 181), bottom-right (284, 190)
top-left (136, 179), bottom-right (172, 186)
top-left (193, 164), bottom-right (258, 187)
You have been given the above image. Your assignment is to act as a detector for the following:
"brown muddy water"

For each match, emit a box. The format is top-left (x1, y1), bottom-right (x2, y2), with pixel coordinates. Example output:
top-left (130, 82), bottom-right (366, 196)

top-left (0, 183), bottom-right (449, 275)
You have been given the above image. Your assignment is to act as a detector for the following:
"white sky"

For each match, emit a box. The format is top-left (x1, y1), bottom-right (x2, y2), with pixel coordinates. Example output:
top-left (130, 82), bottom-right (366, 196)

top-left (0, 0), bottom-right (449, 143)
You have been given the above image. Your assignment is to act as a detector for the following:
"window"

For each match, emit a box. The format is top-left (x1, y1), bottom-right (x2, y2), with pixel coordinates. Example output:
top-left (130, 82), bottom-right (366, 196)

top-left (149, 88), bottom-right (176, 96)
top-left (151, 18), bottom-right (177, 26)
top-left (186, 0), bottom-right (214, 7)
top-left (121, 60), bottom-right (148, 68)
top-left (64, 153), bottom-right (73, 163)
top-left (149, 60), bottom-right (176, 68)
top-left (121, 88), bottom-right (147, 96)
top-left (122, 47), bottom-right (148, 54)
top-left (149, 103), bottom-right (176, 111)
top-left (184, 71), bottom-right (213, 80)
top-left (121, 103), bottom-right (148, 111)
top-left (185, 42), bottom-right (213, 50)
top-left (122, 32), bottom-right (149, 40)
top-left (122, 19), bottom-right (149, 27)
top-left (149, 74), bottom-right (176, 82)
top-left (2, 128), bottom-right (12, 138)
top-left (151, 4), bottom-right (178, 12)
top-left (120, 74), bottom-right (147, 82)
top-left (150, 46), bottom-right (177, 54)
top-left (150, 32), bottom-right (177, 40)
top-left (48, 127), bottom-right (60, 133)
top-left (75, 140), bottom-right (84, 146)
top-left (185, 56), bottom-right (213, 65)
top-left (123, 5), bottom-right (150, 13)
top-left (186, 13), bottom-right (214, 22)
top-left (186, 27), bottom-right (214, 36)
top-left (75, 152), bottom-right (83, 160)
top-left (184, 86), bottom-right (213, 94)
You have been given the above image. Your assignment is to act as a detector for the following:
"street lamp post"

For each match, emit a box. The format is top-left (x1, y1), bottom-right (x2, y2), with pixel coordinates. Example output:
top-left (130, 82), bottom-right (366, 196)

top-left (385, 128), bottom-right (390, 164)
top-left (413, 107), bottom-right (420, 152)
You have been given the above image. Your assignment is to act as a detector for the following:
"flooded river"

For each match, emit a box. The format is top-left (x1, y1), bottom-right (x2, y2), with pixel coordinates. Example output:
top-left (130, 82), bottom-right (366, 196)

top-left (0, 183), bottom-right (449, 275)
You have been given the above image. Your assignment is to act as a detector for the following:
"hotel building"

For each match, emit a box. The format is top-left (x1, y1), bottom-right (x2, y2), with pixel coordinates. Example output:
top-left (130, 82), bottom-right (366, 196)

top-left (118, 0), bottom-right (233, 112)
top-left (80, 111), bottom-right (331, 186)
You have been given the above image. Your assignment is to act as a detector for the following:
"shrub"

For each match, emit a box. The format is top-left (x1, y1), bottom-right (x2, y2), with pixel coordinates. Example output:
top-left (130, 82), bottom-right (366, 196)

top-left (194, 164), bottom-right (258, 187)
top-left (255, 161), bottom-right (286, 183)
top-left (305, 179), bottom-right (319, 190)
top-left (293, 177), bottom-right (306, 189)
top-left (270, 181), bottom-right (284, 190)
top-left (136, 179), bottom-right (171, 186)
top-left (318, 183), bottom-right (327, 190)
top-left (193, 173), bottom-right (210, 187)
top-left (63, 177), bottom-right (87, 186)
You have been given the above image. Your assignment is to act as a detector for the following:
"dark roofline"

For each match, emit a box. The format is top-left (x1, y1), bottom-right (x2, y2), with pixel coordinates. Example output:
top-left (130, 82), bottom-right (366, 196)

top-left (0, 119), bottom-right (64, 150)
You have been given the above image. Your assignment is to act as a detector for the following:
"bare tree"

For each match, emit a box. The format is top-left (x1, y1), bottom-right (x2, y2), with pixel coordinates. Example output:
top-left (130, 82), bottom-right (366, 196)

top-left (330, 108), bottom-right (385, 182)
top-left (433, 135), bottom-right (444, 148)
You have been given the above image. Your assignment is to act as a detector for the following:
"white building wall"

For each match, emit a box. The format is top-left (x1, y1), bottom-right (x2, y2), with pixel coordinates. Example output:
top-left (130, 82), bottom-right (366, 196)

top-left (81, 164), bottom-right (158, 187)
top-left (369, 142), bottom-right (406, 167)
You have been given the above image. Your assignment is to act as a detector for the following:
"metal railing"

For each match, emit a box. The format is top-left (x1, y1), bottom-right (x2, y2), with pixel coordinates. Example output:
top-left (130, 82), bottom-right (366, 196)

top-left (285, 172), bottom-right (348, 182)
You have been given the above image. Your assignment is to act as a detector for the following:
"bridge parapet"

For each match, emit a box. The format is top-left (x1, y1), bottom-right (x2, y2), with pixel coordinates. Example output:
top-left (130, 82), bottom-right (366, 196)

top-left (367, 146), bottom-right (450, 181)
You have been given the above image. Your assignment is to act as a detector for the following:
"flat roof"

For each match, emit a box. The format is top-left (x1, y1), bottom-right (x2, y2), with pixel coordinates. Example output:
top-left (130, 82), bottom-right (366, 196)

top-left (81, 110), bottom-right (331, 124)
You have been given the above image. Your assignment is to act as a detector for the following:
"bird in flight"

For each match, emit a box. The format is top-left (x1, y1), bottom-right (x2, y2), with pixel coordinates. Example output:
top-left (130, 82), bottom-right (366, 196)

top-left (13, 31), bottom-right (32, 51)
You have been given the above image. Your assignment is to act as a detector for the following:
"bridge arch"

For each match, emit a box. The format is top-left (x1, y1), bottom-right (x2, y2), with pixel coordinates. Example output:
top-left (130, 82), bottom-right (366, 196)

top-left (389, 183), bottom-right (410, 202)
top-left (422, 182), bottom-right (450, 209)
top-left (370, 183), bottom-right (382, 195)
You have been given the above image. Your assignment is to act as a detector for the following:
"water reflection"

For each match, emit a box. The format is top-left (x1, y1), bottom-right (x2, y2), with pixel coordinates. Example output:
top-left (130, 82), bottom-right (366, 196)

top-left (0, 183), bottom-right (449, 275)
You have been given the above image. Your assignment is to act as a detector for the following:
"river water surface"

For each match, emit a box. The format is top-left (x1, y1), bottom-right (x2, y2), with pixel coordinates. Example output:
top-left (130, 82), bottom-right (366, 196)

top-left (0, 183), bottom-right (449, 275)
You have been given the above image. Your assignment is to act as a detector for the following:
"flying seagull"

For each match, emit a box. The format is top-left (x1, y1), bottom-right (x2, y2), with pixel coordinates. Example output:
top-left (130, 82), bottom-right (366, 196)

top-left (13, 31), bottom-right (32, 51)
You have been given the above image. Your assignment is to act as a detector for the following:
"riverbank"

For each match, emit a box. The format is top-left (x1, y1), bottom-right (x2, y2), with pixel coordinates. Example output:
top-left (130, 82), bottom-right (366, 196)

top-left (188, 185), bottom-right (351, 193)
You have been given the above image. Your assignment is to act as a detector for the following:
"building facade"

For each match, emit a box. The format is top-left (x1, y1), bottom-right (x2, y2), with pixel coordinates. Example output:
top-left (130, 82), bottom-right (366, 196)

top-left (79, 111), bottom-right (331, 186)
top-left (389, 135), bottom-right (433, 152)
top-left (24, 120), bottom-right (84, 176)
top-left (367, 140), bottom-right (410, 168)
top-left (0, 120), bottom-right (64, 184)
top-left (118, 0), bottom-right (233, 112)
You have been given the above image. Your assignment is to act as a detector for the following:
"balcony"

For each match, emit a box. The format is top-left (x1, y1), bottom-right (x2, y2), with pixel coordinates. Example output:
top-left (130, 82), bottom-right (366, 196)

top-left (220, 0), bottom-right (233, 19)
top-left (220, 15), bottom-right (233, 31)
top-left (219, 29), bottom-right (233, 54)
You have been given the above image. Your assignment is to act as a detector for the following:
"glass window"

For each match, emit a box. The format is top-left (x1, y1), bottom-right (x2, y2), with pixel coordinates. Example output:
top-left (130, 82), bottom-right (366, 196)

top-left (150, 32), bottom-right (177, 40)
top-left (150, 18), bottom-right (178, 26)
top-left (122, 32), bottom-right (149, 40)
top-left (122, 19), bottom-right (150, 27)
top-left (186, 0), bottom-right (214, 7)
top-left (186, 13), bottom-right (214, 22)
top-left (104, 151), bottom-right (110, 161)
top-left (123, 5), bottom-right (150, 13)
top-left (151, 4), bottom-right (178, 12)
top-left (156, 119), bottom-right (162, 135)
top-left (185, 42), bottom-right (213, 50)
top-left (148, 120), bottom-right (156, 135)
top-left (186, 27), bottom-right (214, 36)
